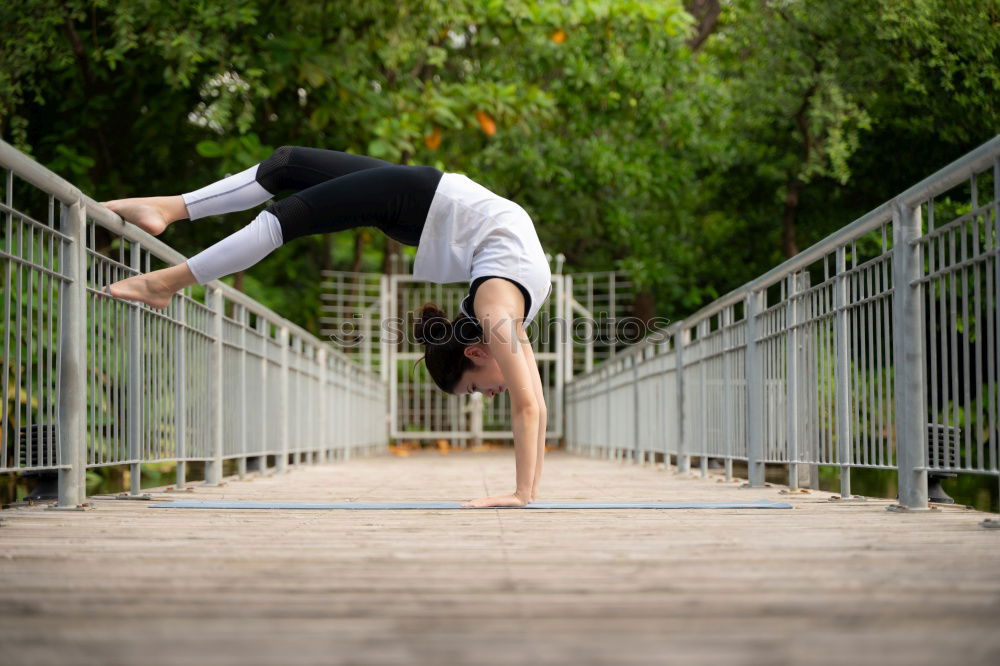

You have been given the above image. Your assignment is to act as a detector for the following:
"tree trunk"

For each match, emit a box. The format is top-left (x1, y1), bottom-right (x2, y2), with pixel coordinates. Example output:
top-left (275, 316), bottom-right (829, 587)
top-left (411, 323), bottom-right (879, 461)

top-left (382, 239), bottom-right (401, 275)
top-left (233, 270), bottom-right (245, 293)
top-left (781, 177), bottom-right (802, 258)
top-left (383, 149), bottom-right (413, 276)
top-left (351, 231), bottom-right (364, 273)
top-left (684, 0), bottom-right (721, 51)
top-left (631, 289), bottom-right (656, 327)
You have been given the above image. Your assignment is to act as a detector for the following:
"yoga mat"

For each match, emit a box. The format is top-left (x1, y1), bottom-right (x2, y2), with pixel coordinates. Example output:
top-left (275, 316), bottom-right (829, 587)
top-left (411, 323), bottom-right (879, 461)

top-left (149, 499), bottom-right (793, 510)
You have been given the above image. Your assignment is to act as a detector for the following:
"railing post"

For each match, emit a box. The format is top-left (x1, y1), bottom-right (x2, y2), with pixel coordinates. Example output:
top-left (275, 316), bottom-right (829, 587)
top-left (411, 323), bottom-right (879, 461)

top-left (379, 273), bottom-right (390, 384)
top-left (127, 241), bottom-right (143, 495)
top-left (257, 316), bottom-right (268, 474)
top-left (204, 285), bottom-right (224, 485)
top-left (834, 247), bottom-right (853, 499)
top-left (745, 289), bottom-right (766, 486)
top-left (676, 326), bottom-right (689, 474)
top-left (386, 276), bottom-right (397, 443)
top-left (175, 291), bottom-right (187, 489)
top-left (277, 326), bottom-right (290, 472)
top-left (699, 320), bottom-right (709, 477)
top-left (632, 354), bottom-right (640, 463)
top-left (892, 200), bottom-right (929, 509)
top-left (722, 308), bottom-right (733, 482)
top-left (293, 336), bottom-right (303, 464)
top-left (786, 273), bottom-right (800, 489)
top-left (471, 392), bottom-right (483, 449)
top-left (318, 347), bottom-right (329, 463)
top-left (238, 304), bottom-right (247, 478)
top-left (56, 200), bottom-right (86, 506)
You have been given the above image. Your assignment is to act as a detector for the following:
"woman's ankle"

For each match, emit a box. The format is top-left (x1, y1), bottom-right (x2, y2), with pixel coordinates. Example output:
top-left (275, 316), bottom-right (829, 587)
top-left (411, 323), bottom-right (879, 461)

top-left (160, 195), bottom-right (190, 224)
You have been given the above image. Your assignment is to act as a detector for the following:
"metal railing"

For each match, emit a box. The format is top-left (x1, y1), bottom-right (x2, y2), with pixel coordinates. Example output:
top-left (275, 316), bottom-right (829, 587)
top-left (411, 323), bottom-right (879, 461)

top-left (317, 263), bottom-right (633, 448)
top-left (0, 139), bottom-right (388, 508)
top-left (566, 135), bottom-right (1000, 510)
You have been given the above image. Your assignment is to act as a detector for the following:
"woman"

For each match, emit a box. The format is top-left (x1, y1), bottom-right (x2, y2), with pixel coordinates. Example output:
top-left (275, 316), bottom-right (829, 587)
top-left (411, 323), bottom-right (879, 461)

top-left (100, 146), bottom-right (551, 508)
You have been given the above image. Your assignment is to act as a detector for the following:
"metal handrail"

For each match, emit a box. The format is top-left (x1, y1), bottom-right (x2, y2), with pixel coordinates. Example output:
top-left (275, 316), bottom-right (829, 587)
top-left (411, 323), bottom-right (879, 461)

top-left (565, 135), bottom-right (1000, 511)
top-left (1, 139), bottom-right (388, 507)
top-left (0, 139), bottom-right (361, 365)
top-left (568, 135), bottom-right (1000, 384)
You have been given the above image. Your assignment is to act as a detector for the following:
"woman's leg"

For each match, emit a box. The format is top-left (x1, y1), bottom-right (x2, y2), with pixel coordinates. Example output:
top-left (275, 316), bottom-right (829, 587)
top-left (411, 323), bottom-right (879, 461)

top-left (101, 146), bottom-right (395, 236)
top-left (106, 164), bottom-right (442, 307)
top-left (187, 164), bottom-right (442, 283)
top-left (182, 146), bottom-right (395, 220)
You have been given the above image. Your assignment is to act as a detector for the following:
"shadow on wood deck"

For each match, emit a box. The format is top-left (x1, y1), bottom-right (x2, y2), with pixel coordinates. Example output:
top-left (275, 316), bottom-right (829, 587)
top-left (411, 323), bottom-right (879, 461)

top-left (1, 450), bottom-right (998, 666)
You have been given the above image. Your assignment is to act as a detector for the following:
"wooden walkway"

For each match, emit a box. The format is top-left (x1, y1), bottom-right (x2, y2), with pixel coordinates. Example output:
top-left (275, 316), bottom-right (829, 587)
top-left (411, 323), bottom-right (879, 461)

top-left (1, 450), bottom-right (998, 666)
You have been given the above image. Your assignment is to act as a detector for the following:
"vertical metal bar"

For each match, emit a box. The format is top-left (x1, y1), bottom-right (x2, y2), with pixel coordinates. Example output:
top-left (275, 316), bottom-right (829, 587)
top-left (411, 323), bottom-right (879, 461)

top-left (948, 224), bottom-right (960, 462)
top-left (864, 266), bottom-right (876, 468)
top-left (554, 275), bottom-right (566, 441)
top-left (721, 308), bottom-right (733, 481)
top-left (380, 273), bottom-right (390, 385)
top-left (632, 354), bottom-right (640, 463)
top-left (564, 275), bottom-right (575, 384)
top-left (318, 346), bottom-right (329, 462)
top-left (294, 336), bottom-right (303, 465)
top-left (834, 247), bottom-right (852, 498)
top-left (258, 315), bottom-right (268, 473)
top-left (786, 274), bottom-right (800, 488)
top-left (277, 325), bottom-right (290, 472)
top-left (934, 202), bottom-right (948, 470)
top-left (609, 274), bottom-right (617, 360)
top-left (856, 263), bottom-right (869, 467)
top-left (15, 192), bottom-right (23, 473)
top-left (699, 321), bottom-right (709, 477)
top-left (893, 200), bottom-right (929, 509)
top-left (876, 227), bottom-right (889, 467)
top-left (1, 169), bottom-right (11, 473)
top-left (175, 290), bottom-right (187, 488)
top-left (238, 304), bottom-right (248, 477)
top-left (745, 290), bottom-right (765, 486)
top-left (205, 286), bottom-right (224, 485)
top-left (388, 277), bottom-right (398, 441)
top-left (971, 177), bottom-right (985, 471)
top-left (992, 158), bottom-right (1000, 477)
top-left (960, 195), bottom-right (973, 469)
top-left (46, 199), bottom-right (56, 468)
top-left (676, 327), bottom-right (689, 474)
top-left (57, 200), bottom-right (86, 506)
top-left (127, 242), bottom-right (142, 494)
top-left (27, 221), bottom-right (34, 468)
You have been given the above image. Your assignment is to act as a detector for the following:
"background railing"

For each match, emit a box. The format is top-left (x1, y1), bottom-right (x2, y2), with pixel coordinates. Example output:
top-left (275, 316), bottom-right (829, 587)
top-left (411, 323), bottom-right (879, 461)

top-left (566, 136), bottom-right (1000, 511)
top-left (0, 139), bottom-right (388, 508)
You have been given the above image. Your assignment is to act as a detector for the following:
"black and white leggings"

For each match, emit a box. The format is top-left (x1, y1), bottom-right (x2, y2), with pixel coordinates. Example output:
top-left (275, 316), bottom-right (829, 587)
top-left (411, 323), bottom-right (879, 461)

top-left (182, 146), bottom-right (443, 284)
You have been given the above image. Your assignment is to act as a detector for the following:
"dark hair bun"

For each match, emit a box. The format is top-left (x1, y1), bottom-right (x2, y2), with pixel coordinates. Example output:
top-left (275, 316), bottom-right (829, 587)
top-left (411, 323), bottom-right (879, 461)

top-left (413, 302), bottom-right (451, 345)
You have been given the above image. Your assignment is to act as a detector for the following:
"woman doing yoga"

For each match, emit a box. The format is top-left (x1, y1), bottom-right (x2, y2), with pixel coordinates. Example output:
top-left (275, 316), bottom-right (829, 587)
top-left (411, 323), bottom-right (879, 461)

top-left (100, 146), bottom-right (551, 508)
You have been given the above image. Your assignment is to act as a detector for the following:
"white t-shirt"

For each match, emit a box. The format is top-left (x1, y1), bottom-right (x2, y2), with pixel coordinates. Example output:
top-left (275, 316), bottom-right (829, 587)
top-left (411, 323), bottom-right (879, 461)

top-left (413, 172), bottom-right (552, 326)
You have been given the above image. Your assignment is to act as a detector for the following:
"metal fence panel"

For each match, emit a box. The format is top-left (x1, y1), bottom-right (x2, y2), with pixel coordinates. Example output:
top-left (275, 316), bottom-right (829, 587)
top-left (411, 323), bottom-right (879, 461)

top-left (565, 136), bottom-right (1000, 509)
top-left (0, 140), bottom-right (388, 506)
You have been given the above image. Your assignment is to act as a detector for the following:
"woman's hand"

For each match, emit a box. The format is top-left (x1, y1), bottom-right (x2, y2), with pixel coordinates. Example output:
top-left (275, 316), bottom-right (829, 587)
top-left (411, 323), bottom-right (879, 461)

top-left (461, 492), bottom-right (531, 508)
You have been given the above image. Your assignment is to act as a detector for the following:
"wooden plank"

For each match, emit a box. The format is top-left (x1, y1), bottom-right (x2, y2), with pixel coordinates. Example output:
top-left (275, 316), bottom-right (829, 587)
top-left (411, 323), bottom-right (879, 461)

top-left (0, 451), bottom-right (998, 666)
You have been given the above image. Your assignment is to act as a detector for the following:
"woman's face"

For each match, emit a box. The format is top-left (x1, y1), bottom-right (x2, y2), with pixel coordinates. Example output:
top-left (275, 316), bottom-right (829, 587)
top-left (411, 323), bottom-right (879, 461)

top-left (454, 344), bottom-right (507, 397)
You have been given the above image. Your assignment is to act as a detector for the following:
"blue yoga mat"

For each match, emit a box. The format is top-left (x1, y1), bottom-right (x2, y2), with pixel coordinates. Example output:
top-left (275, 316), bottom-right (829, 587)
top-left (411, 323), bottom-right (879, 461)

top-left (149, 499), bottom-right (793, 510)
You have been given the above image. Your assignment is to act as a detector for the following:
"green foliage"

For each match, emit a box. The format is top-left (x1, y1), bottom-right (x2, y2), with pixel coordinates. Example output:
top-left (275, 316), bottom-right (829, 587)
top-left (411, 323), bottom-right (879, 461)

top-left (0, 0), bottom-right (996, 328)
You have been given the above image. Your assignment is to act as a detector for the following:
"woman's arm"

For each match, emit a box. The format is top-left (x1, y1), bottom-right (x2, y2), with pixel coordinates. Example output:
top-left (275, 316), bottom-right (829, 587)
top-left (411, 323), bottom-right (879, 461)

top-left (519, 340), bottom-right (547, 502)
top-left (460, 281), bottom-right (543, 508)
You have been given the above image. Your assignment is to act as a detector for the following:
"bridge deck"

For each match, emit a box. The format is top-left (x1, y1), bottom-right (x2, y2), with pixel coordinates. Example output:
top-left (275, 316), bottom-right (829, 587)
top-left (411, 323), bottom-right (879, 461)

top-left (1, 450), bottom-right (998, 666)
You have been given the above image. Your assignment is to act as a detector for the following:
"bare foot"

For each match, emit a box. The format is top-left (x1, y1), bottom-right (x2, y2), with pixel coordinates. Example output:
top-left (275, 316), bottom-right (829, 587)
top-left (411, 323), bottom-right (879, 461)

top-left (100, 197), bottom-right (179, 236)
top-left (107, 273), bottom-right (176, 309)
